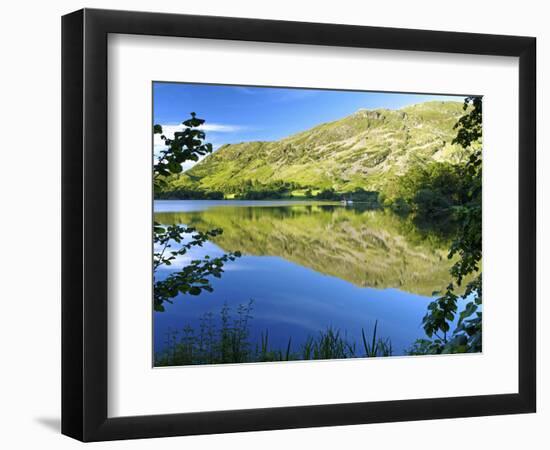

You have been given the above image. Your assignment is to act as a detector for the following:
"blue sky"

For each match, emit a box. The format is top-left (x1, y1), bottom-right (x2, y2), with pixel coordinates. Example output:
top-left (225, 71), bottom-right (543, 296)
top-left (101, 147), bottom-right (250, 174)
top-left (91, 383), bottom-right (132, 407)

top-left (153, 82), bottom-right (466, 170)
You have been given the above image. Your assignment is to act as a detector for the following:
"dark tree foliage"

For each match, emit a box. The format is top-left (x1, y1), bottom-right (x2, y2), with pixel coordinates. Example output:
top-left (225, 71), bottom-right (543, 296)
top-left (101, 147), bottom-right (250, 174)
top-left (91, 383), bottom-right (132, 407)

top-left (411, 97), bottom-right (482, 354)
top-left (156, 189), bottom-right (224, 200)
top-left (389, 161), bottom-right (471, 218)
top-left (153, 114), bottom-right (240, 311)
top-left (153, 113), bottom-right (213, 192)
top-left (230, 179), bottom-right (301, 199)
top-left (347, 188), bottom-right (379, 203)
top-left (315, 188), bottom-right (340, 200)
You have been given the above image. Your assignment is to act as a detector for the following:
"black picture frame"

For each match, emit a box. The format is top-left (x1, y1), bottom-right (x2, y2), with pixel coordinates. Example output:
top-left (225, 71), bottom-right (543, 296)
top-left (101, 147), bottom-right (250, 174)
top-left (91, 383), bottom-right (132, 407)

top-left (62, 8), bottom-right (536, 442)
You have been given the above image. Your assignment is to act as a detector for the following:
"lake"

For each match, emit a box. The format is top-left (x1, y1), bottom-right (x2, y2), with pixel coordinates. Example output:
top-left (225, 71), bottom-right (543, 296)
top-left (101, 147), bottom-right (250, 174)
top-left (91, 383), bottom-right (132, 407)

top-left (154, 199), bottom-right (462, 362)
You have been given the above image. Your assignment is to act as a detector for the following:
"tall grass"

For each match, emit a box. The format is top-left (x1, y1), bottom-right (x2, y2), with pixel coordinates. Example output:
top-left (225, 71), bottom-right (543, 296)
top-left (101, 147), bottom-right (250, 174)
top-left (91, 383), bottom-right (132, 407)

top-left (361, 320), bottom-right (393, 357)
top-left (155, 301), bottom-right (393, 366)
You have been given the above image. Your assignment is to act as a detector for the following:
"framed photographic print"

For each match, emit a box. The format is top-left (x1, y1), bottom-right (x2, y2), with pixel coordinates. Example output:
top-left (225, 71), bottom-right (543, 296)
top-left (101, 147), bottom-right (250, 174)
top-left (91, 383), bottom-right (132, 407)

top-left (62, 8), bottom-right (536, 442)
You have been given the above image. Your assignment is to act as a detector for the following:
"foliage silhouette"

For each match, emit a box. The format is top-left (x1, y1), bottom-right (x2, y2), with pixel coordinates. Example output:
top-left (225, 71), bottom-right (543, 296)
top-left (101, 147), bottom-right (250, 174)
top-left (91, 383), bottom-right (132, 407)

top-left (153, 114), bottom-right (240, 311)
top-left (410, 96), bottom-right (482, 354)
top-left (155, 301), bottom-right (393, 366)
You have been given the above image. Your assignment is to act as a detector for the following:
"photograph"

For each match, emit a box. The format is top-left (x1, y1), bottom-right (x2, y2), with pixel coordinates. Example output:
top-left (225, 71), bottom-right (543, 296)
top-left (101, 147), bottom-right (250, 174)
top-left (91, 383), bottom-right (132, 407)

top-left (152, 83), bottom-right (483, 367)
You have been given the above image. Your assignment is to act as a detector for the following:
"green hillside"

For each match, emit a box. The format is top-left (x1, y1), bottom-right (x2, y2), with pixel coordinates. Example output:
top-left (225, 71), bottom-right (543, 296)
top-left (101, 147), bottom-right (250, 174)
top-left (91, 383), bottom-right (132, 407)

top-left (161, 101), bottom-right (467, 197)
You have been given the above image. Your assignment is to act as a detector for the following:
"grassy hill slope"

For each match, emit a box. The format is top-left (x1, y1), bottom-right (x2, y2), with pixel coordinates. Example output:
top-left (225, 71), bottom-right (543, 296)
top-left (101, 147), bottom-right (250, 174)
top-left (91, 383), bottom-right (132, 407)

top-left (164, 101), bottom-right (467, 196)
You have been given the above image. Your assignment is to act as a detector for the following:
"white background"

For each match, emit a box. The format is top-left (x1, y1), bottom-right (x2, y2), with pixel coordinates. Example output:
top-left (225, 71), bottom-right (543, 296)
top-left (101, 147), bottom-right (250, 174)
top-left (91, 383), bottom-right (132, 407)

top-left (0, 0), bottom-right (547, 448)
top-left (109, 35), bottom-right (519, 417)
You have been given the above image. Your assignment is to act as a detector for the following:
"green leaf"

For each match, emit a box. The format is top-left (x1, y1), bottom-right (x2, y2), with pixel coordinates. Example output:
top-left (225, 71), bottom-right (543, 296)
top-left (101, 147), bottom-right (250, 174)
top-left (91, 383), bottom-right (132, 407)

top-left (168, 161), bottom-right (182, 173)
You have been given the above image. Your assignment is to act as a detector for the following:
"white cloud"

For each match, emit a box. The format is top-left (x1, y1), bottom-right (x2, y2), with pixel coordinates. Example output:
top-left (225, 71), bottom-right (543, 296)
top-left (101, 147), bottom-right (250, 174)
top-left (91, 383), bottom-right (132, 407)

top-left (154, 123), bottom-right (244, 149)
top-left (200, 123), bottom-right (245, 132)
top-left (155, 122), bottom-right (244, 141)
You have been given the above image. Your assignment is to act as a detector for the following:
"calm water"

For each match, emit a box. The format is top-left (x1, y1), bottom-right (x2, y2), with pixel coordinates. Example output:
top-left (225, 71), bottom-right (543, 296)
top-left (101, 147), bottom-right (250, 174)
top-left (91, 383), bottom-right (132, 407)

top-left (154, 200), bottom-right (462, 357)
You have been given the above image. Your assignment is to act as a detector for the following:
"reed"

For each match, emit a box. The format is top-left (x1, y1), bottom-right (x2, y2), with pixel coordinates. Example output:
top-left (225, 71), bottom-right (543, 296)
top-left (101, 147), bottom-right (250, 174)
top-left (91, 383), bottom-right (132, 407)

top-left (155, 301), bottom-right (394, 366)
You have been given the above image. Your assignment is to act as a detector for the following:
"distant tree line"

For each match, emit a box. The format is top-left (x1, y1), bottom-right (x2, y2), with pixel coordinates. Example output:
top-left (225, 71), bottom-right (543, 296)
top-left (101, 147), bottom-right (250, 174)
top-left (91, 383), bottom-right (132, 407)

top-left (159, 181), bottom-right (381, 205)
top-left (156, 189), bottom-right (224, 200)
top-left (231, 179), bottom-right (299, 199)
top-left (315, 188), bottom-right (379, 204)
